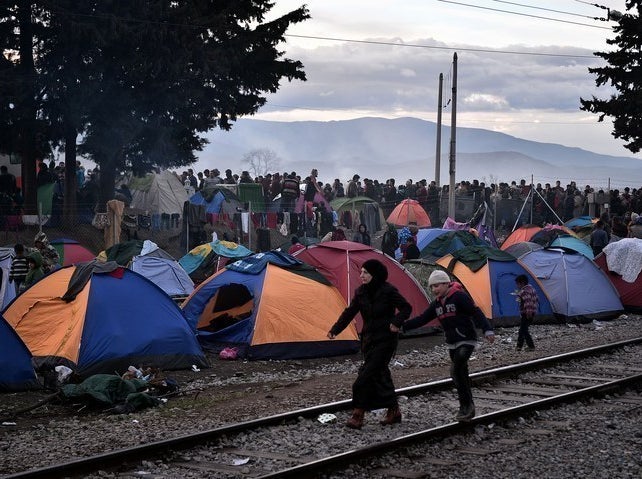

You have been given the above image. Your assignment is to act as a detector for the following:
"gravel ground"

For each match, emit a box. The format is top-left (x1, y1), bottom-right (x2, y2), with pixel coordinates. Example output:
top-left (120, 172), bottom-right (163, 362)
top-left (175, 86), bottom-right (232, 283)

top-left (1, 315), bottom-right (642, 477)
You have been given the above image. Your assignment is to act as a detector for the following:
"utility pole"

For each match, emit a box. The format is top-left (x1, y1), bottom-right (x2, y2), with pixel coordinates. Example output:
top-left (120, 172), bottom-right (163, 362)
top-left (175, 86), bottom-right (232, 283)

top-left (434, 73), bottom-right (443, 187)
top-left (448, 53), bottom-right (457, 219)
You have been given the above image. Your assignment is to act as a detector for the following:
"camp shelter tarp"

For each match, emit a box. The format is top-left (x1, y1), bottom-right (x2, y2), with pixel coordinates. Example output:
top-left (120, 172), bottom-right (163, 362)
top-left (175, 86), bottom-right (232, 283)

top-left (99, 239), bottom-right (192, 297)
top-left (128, 170), bottom-right (188, 216)
top-left (394, 228), bottom-right (450, 259)
top-left (443, 201), bottom-right (499, 248)
top-left (565, 216), bottom-right (598, 229)
top-left (595, 238), bottom-right (642, 312)
top-left (99, 239), bottom-right (174, 266)
top-left (236, 183), bottom-right (264, 212)
top-left (292, 240), bottom-right (430, 332)
top-left (189, 187), bottom-right (242, 215)
top-left (131, 255), bottom-right (194, 296)
top-left (387, 199), bottom-right (431, 228)
top-left (0, 315), bottom-right (40, 391)
top-left (50, 238), bottom-right (96, 266)
top-left (182, 251), bottom-right (359, 360)
top-left (0, 246), bottom-right (16, 310)
top-left (515, 247), bottom-right (623, 321)
top-left (504, 241), bottom-right (543, 258)
top-left (530, 225), bottom-right (577, 246)
top-left (3, 262), bottom-right (208, 377)
top-left (179, 240), bottom-right (252, 284)
top-left (436, 245), bottom-right (553, 326)
top-left (417, 230), bottom-right (489, 263)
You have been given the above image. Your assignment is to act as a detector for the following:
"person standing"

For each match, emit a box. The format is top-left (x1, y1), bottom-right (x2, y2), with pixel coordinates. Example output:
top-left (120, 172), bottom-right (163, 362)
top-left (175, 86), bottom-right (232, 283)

top-left (33, 232), bottom-right (60, 274)
top-left (20, 251), bottom-right (45, 293)
top-left (303, 170), bottom-right (322, 235)
top-left (328, 259), bottom-right (411, 429)
top-left (589, 220), bottom-right (609, 256)
top-left (514, 274), bottom-right (537, 351)
top-left (8, 244), bottom-right (29, 295)
top-left (398, 270), bottom-right (495, 422)
top-left (280, 173), bottom-right (300, 213)
top-left (381, 223), bottom-right (399, 258)
top-left (0, 165), bottom-right (17, 197)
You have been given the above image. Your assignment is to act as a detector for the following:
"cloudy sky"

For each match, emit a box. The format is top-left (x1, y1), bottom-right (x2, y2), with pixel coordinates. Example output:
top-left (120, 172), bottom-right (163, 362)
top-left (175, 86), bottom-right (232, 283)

top-left (250, 0), bottom-right (637, 160)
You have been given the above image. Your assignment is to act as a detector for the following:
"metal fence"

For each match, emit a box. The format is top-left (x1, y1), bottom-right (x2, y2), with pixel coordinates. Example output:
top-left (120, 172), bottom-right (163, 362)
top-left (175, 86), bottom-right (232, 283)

top-left (1, 191), bottom-right (610, 259)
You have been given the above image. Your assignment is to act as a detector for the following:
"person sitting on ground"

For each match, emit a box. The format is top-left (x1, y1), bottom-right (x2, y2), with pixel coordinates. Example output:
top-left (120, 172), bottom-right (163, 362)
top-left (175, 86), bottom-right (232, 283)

top-left (352, 223), bottom-right (371, 246)
top-left (288, 236), bottom-right (305, 255)
top-left (401, 235), bottom-right (420, 263)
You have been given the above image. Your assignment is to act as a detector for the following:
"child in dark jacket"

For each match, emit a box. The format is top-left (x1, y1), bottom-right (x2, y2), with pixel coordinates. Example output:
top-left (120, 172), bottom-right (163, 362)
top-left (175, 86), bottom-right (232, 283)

top-left (397, 270), bottom-right (494, 422)
top-left (9, 243), bottom-right (28, 295)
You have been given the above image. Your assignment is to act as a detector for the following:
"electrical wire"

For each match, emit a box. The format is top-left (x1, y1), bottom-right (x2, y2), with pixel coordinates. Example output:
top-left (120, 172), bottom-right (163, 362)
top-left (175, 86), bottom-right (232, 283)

top-left (0, 5), bottom-right (600, 59)
top-left (437, 0), bottom-right (612, 29)
top-left (284, 34), bottom-right (595, 59)
top-left (489, 0), bottom-right (597, 19)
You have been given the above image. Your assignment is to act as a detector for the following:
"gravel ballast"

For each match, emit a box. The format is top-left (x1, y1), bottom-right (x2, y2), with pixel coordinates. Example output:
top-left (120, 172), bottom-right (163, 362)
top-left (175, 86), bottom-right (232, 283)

top-left (1, 315), bottom-right (641, 477)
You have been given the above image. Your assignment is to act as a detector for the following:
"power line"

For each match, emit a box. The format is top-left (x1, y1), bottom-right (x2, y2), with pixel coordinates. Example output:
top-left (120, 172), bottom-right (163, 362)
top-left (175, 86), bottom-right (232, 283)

top-left (13, 6), bottom-right (600, 59)
top-left (284, 34), bottom-right (596, 58)
top-left (437, 0), bottom-right (612, 29)
top-left (489, 0), bottom-right (597, 19)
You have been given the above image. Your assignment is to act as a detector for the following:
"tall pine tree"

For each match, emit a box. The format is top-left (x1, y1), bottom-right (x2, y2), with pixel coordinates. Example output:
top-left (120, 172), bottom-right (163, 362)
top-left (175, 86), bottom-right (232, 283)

top-left (581, 1), bottom-right (642, 153)
top-left (0, 1), bottom-right (310, 213)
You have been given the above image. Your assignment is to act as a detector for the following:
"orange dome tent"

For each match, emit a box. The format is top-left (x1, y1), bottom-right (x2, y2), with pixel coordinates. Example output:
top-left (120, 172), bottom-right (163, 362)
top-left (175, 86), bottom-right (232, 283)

top-left (387, 199), bottom-right (431, 228)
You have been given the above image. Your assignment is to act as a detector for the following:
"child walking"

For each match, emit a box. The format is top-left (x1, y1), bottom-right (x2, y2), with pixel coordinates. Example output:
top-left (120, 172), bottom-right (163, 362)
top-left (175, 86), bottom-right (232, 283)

top-left (515, 274), bottom-right (538, 351)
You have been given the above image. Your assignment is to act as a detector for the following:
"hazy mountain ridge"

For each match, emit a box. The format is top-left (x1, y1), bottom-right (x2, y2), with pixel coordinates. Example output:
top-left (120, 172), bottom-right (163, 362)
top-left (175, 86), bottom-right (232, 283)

top-left (199, 117), bottom-right (642, 187)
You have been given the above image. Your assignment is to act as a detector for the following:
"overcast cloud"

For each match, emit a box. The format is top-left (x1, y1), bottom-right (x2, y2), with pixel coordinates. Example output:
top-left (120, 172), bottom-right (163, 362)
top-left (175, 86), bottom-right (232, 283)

top-left (236, 0), bottom-right (638, 160)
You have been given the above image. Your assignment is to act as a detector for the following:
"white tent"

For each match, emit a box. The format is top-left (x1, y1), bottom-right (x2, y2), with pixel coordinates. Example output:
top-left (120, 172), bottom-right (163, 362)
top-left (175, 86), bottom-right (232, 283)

top-left (0, 247), bottom-right (17, 310)
top-left (128, 170), bottom-right (188, 217)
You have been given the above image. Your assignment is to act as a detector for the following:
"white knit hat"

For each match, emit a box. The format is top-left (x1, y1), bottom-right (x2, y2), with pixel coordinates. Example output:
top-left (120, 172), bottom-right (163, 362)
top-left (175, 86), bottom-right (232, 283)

top-left (428, 270), bottom-right (450, 286)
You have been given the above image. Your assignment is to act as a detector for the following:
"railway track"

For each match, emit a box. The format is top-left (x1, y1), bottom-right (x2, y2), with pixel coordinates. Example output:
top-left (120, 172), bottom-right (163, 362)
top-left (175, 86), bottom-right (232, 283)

top-left (4, 337), bottom-right (641, 479)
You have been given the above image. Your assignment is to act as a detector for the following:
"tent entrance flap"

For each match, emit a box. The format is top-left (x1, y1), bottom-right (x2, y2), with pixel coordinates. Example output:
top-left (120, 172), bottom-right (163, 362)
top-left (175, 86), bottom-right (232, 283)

top-left (197, 283), bottom-right (254, 332)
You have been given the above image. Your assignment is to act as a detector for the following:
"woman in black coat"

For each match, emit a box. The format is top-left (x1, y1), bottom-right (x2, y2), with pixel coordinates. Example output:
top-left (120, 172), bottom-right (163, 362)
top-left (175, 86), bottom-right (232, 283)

top-left (328, 259), bottom-right (411, 429)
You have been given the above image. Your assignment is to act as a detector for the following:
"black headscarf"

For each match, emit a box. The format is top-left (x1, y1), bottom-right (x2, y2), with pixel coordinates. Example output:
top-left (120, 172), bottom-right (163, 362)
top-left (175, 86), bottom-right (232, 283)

top-left (362, 259), bottom-right (388, 294)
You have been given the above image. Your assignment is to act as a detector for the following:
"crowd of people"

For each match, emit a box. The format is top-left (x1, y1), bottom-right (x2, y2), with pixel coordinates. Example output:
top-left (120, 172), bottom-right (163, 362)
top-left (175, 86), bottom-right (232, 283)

top-left (181, 166), bottom-right (642, 235)
top-left (0, 159), bottom-right (100, 224)
top-left (4, 159), bottom-right (642, 237)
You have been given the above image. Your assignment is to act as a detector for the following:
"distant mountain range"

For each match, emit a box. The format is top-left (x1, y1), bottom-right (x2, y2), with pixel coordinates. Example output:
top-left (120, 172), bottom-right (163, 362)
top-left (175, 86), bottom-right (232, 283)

top-left (198, 117), bottom-right (642, 188)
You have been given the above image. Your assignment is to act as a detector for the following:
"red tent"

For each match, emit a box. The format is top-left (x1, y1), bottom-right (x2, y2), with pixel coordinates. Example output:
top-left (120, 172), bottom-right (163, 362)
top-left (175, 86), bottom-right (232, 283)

top-left (594, 239), bottom-right (642, 312)
top-left (293, 241), bottom-right (430, 332)
top-left (387, 199), bottom-right (431, 228)
top-left (50, 238), bottom-right (96, 266)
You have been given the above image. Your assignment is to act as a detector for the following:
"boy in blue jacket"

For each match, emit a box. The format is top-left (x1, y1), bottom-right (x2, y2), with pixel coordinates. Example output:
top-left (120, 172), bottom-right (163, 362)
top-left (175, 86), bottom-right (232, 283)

top-left (393, 270), bottom-right (494, 422)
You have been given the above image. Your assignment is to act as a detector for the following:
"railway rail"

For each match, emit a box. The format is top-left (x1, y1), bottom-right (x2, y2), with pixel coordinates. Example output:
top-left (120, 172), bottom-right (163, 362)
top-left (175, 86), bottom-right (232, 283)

top-left (4, 337), bottom-right (641, 479)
